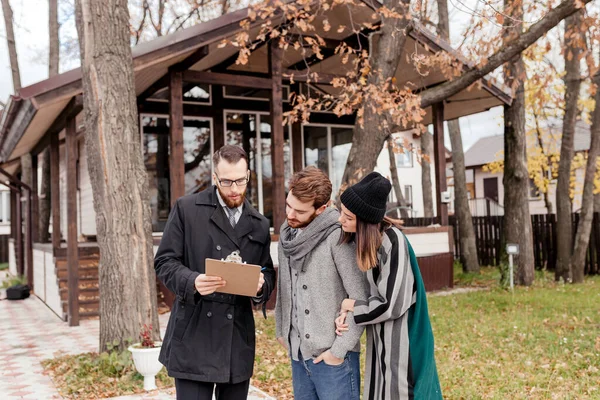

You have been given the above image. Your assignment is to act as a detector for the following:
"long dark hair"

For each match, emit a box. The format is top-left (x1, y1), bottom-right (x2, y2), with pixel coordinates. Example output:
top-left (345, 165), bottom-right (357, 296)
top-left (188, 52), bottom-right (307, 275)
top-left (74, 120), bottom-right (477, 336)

top-left (340, 216), bottom-right (402, 271)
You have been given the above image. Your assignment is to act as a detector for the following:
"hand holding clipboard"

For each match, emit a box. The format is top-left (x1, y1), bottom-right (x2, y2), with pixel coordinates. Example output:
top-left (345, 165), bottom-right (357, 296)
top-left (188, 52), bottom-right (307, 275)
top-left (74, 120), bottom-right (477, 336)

top-left (205, 256), bottom-right (262, 297)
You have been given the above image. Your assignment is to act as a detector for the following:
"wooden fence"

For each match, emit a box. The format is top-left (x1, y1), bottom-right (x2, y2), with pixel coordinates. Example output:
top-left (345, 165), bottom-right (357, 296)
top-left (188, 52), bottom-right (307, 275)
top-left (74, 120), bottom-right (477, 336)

top-left (403, 213), bottom-right (600, 275)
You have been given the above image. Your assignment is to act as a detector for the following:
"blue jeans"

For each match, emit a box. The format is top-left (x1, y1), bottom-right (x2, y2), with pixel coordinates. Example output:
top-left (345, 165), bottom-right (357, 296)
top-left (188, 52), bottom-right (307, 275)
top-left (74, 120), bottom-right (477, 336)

top-left (291, 351), bottom-right (361, 400)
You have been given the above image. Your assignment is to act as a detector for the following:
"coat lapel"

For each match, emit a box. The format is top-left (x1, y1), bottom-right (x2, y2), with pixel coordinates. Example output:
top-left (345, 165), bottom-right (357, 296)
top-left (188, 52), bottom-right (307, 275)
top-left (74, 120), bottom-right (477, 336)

top-left (234, 203), bottom-right (255, 239)
top-left (210, 206), bottom-right (240, 248)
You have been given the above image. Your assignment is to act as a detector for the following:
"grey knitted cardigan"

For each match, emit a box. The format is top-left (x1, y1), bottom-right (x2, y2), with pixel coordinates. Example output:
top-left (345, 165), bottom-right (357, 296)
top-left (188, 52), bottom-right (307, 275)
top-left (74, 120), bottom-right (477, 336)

top-left (275, 207), bottom-right (368, 359)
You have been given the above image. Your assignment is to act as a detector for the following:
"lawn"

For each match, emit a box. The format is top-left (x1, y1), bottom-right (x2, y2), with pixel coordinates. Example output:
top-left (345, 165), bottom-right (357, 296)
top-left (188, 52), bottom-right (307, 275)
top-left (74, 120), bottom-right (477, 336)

top-left (252, 268), bottom-right (600, 399)
top-left (42, 268), bottom-right (600, 399)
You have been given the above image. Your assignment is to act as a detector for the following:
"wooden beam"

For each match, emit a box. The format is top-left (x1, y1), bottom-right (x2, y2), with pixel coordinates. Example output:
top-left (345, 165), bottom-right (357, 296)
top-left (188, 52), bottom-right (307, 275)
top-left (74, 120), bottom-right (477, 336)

top-left (269, 42), bottom-right (286, 234)
top-left (182, 70), bottom-right (272, 90)
top-left (282, 69), bottom-right (343, 85)
top-left (66, 116), bottom-right (79, 326)
top-left (433, 102), bottom-right (448, 226)
top-left (15, 189), bottom-right (23, 276)
top-left (137, 74), bottom-right (169, 104)
top-left (291, 121), bottom-right (303, 172)
top-left (136, 46), bottom-right (209, 105)
top-left (172, 45), bottom-right (209, 72)
top-left (25, 186), bottom-right (33, 290)
top-left (31, 155), bottom-right (39, 243)
top-left (50, 133), bottom-right (61, 248)
top-left (212, 85), bottom-right (225, 150)
top-left (169, 71), bottom-right (185, 207)
top-left (31, 95), bottom-right (83, 156)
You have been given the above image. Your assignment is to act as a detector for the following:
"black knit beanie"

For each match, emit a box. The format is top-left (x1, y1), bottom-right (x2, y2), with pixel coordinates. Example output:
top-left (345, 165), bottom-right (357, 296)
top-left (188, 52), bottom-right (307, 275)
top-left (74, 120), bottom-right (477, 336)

top-left (340, 172), bottom-right (391, 224)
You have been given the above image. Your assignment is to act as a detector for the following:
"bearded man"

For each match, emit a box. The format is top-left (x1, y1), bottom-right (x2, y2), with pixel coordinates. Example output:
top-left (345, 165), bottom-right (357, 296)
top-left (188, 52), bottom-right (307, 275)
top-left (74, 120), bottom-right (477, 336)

top-left (275, 166), bottom-right (368, 400)
top-left (155, 145), bottom-right (276, 400)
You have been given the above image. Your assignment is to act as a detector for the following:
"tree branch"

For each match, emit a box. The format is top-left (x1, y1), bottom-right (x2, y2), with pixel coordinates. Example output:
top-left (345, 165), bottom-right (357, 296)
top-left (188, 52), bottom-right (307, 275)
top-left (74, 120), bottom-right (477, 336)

top-left (419, 0), bottom-right (593, 109)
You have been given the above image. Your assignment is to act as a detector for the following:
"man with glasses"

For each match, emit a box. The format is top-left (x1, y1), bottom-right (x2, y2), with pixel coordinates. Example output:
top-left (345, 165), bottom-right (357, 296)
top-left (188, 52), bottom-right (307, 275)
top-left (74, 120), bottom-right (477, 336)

top-left (155, 145), bottom-right (276, 400)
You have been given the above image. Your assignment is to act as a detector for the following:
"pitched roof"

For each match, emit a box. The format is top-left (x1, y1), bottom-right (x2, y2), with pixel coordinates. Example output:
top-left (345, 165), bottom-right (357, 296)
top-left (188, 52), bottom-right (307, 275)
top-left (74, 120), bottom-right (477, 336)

top-left (0, 0), bottom-right (512, 167)
top-left (463, 120), bottom-right (592, 168)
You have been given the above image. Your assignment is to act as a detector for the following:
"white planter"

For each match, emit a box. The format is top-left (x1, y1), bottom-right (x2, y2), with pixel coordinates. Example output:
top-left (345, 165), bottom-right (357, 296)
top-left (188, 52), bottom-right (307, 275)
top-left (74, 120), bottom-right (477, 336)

top-left (128, 342), bottom-right (163, 391)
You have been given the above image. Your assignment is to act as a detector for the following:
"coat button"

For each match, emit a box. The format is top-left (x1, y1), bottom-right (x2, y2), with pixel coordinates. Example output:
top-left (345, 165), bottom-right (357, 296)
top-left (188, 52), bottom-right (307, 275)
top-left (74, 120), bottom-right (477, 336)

top-left (216, 245), bottom-right (221, 250)
top-left (305, 309), bottom-right (310, 315)
top-left (227, 313), bottom-right (233, 320)
top-left (305, 334), bottom-right (310, 339)
top-left (302, 285), bottom-right (307, 290)
top-left (249, 235), bottom-right (253, 240)
top-left (207, 311), bottom-right (212, 318)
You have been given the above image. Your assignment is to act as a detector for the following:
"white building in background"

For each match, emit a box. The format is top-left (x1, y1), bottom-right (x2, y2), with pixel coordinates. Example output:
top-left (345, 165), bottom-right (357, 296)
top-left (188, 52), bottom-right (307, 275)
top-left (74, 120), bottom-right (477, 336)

top-left (0, 187), bottom-right (9, 235)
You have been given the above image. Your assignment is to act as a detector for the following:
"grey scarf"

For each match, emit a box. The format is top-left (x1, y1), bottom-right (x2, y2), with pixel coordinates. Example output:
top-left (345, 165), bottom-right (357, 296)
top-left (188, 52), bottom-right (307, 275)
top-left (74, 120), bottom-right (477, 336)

top-left (279, 207), bottom-right (341, 271)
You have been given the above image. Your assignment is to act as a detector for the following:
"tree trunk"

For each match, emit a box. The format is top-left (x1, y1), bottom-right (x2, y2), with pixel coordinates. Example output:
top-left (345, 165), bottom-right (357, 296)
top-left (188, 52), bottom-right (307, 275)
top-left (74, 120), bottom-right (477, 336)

top-left (420, 131), bottom-right (435, 218)
top-left (572, 72), bottom-right (600, 283)
top-left (595, 193), bottom-right (600, 213)
top-left (1, 0), bottom-right (21, 93)
top-left (49, 0), bottom-right (59, 76)
top-left (75, 0), bottom-right (159, 351)
top-left (343, 0), bottom-right (590, 187)
top-left (533, 113), bottom-right (554, 213)
top-left (387, 137), bottom-right (409, 219)
top-left (556, 11), bottom-right (583, 282)
top-left (341, 0), bottom-right (412, 185)
top-left (448, 119), bottom-right (480, 272)
top-left (38, 0), bottom-right (60, 243)
top-left (437, 0), bottom-right (478, 272)
top-left (502, 0), bottom-right (535, 286)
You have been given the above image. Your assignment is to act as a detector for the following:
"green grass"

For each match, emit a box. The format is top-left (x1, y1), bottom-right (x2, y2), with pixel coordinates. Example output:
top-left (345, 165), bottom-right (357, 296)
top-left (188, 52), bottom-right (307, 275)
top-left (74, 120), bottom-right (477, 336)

top-left (42, 350), bottom-right (173, 399)
top-left (0, 262), bottom-right (8, 271)
top-left (0, 274), bottom-right (26, 289)
top-left (42, 268), bottom-right (600, 399)
top-left (431, 273), bottom-right (600, 399)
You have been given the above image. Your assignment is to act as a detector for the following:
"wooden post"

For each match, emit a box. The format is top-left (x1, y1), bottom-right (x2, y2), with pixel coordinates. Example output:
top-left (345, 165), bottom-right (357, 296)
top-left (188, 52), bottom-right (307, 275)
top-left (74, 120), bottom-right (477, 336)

top-left (269, 41), bottom-right (286, 233)
top-left (31, 154), bottom-right (39, 243)
top-left (433, 102), bottom-right (448, 226)
top-left (15, 189), bottom-right (23, 276)
top-left (50, 133), bottom-right (61, 248)
top-left (291, 122), bottom-right (303, 173)
top-left (212, 85), bottom-right (225, 150)
top-left (169, 70), bottom-right (185, 207)
top-left (66, 117), bottom-right (79, 326)
top-left (25, 187), bottom-right (33, 290)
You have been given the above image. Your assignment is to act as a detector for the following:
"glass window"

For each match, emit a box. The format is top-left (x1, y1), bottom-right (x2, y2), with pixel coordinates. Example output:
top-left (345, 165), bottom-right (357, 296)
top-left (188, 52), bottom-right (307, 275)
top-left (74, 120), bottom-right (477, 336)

top-left (142, 115), bottom-right (213, 232)
top-left (395, 147), bottom-right (413, 168)
top-left (183, 119), bottom-right (212, 195)
top-left (226, 113), bottom-right (259, 210)
top-left (303, 126), bottom-right (328, 174)
top-left (225, 112), bottom-right (291, 225)
top-left (142, 116), bottom-right (171, 232)
top-left (331, 127), bottom-right (353, 196)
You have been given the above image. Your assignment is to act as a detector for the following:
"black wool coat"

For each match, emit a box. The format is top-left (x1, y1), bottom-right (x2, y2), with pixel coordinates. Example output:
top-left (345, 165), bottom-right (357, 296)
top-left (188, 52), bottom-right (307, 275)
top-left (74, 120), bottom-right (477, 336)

top-left (154, 187), bottom-right (275, 384)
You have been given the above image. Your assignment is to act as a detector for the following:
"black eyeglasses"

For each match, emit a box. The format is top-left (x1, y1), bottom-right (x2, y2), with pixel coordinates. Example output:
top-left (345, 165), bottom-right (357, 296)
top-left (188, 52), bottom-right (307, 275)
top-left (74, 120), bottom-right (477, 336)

top-left (215, 173), bottom-right (249, 187)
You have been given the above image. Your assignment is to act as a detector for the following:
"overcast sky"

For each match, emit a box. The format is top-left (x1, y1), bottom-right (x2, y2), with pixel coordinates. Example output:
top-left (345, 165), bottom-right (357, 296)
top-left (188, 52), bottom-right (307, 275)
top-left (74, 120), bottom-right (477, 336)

top-left (0, 0), bottom-right (504, 151)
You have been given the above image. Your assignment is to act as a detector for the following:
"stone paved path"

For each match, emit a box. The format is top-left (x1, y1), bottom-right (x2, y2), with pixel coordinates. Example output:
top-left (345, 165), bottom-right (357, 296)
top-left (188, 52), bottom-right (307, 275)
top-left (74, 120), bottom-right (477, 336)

top-left (0, 285), bottom-right (273, 400)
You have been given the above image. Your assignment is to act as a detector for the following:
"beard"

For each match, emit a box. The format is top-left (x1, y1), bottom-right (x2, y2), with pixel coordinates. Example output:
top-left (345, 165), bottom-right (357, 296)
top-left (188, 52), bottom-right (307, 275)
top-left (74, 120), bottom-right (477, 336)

top-left (287, 210), bottom-right (318, 229)
top-left (217, 185), bottom-right (247, 208)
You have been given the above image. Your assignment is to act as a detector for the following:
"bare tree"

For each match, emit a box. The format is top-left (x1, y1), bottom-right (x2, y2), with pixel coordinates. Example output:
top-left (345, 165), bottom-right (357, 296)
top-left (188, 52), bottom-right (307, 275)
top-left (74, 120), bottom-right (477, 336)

top-left (75, 0), bottom-right (159, 351)
top-left (556, 11), bottom-right (584, 282)
top-left (1, 0), bottom-right (21, 93)
top-left (502, 0), bottom-right (535, 286)
top-left (387, 137), bottom-right (409, 220)
top-left (420, 126), bottom-right (434, 218)
top-left (437, 0), bottom-right (479, 273)
top-left (571, 77), bottom-right (600, 281)
top-left (38, 0), bottom-right (60, 244)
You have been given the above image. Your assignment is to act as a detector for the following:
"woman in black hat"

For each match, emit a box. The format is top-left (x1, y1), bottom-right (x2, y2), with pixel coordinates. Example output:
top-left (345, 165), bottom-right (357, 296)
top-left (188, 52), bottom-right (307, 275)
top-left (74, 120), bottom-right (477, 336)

top-left (335, 171), bottom-right (442, 400)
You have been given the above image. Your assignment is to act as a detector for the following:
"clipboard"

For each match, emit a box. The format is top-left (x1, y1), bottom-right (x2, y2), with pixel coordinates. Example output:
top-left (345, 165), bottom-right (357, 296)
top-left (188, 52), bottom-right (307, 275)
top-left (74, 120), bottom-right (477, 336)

top-left (205, 258), bottom-right (261, 297)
